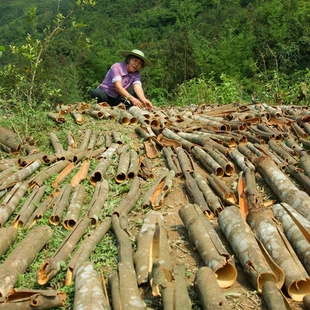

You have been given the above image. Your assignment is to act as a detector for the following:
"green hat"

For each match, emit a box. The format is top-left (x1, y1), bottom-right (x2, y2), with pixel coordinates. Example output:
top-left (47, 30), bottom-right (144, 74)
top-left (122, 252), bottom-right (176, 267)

top-left (120, 49), bottom-right (151, 67)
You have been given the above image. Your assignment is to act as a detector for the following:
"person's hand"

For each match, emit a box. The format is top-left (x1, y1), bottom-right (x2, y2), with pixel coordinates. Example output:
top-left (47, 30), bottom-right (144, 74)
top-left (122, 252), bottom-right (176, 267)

top-left (143, 99), bottom-right (153, 111)
top-left (131, 97), bottom-right (143, 109)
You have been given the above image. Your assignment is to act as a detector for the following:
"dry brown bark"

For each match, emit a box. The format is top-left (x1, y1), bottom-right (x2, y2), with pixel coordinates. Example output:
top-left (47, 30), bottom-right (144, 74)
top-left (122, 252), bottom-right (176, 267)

top-left (73, 262), bottom-right (110, 310)
top-left (0, 288), bottom-right (65, 309)
top-left (194, 266), bottom-right (231, 310)
top-left (218, 206), bottom-right (284, 293)
top-left (0, 226), bottom-right (52, 298)
top-left (179, 203), bottom-right (237, 288)
top-left (38, 217), bottom-right (90, 285)
top-left (0, 226), bottom-right (18, 258)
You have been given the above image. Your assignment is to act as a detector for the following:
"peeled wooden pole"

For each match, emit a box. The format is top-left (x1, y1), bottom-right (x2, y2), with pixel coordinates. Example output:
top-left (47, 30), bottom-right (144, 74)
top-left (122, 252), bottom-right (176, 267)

top-left (194, 266), bottom-right (231, 310)
top-left (0, 225), bottom-right (52, 298)
top-left (218, 206), bottom-right (284, 292)
top-left (179, 203), bottom-right (237, 288)
top-left (247, 208), bottom-right (310, 301)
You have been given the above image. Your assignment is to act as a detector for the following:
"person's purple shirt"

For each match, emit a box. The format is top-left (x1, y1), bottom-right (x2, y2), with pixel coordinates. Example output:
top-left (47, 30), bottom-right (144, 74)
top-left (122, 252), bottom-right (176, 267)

top-left (98, 62), bottom-right (142, 98)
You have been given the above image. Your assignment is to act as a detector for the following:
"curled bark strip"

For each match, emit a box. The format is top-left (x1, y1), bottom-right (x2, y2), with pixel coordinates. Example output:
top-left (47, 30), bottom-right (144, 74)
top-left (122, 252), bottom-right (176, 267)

top-left (89, 157), bottom-right (112, 185)
top-left (193, 172), bottom-right (224, 215)
top-left (149, 221), bottom-right (173, 297)
top-left (38, 217), bottom-right (90, 285)
top-left (247, 208), bottom-right (310, 301)
top-left (218, 206), bottom-right (284, 292)
top-left (268, 140), bottom-right (298, 166)
top-left (162, 147), bottom-right (182, 177)
top-left (255, 143), bottom-right (288, 168)
top-left (13, 185), bottom-right (47, 229)
top-left (202, 146), bottom-right (235, 176)
top-left (192, 146), bottom-right (224, 177)
top-left (47, 112), bottom-right (66, 123)
top-left (111, 130), bottom-right (123, 144)
top-left (74, 262), bottom-right (110, 310)
top-left (18, 152), bottom-right (45, 168)
top-left (66, 130), bottom-right (76, 150)
top-left (87, 180), bottom-right (109, 226)
top-left (1, 288), bottom-right (66, 309)
top-left (142, 169), bottom-right (175, 209)
top-left (272, 203), bottom-right (310, 274)
top-left (194, 266), bottom-right (231, 310)
top-left (87, 130), bottom-right (99, 150)
top-left (238, 171), bottom-right (248, 219)
top-left (206, 173), bottom-right (237, 206)
top-left (115, 152), bottom-right (130, 183)
top-left (291, 122), bottom-right (308, 138)
top-left (127, 149), bottom-right (140, 179)
top-left (139, 156), bottom-right (154, 179)
top-left (79, 129), bottom-right (92, 150)
top-left (0, 226), bottom-right (17, 258)
top-left (0, 166), bottom-right (18, 186)
top-left (285, 137), bottom-right (305, 154)
top-left (24, 195), bottom-right (56, 230)
top-left (0, 159), bottom-right (41, 190)
top-left (256, 156), bottom-right (310, 221)
top-left (244, 167), bottom-right (259, 207)
top-left (286, 165), bottom-right (310, 194)
top-left (49, 132), bottom-right (64, 156)
top-left (49, 184), bottom-right (72, 226)
top-left (299, 151), bottom-right (310, 178)
top-left (112, 177), bottom-right (141, 216)
top-left (52, 161), bottom-right (75, 188)
top-left (237, 143), bottom-right (257, 163)
top-left (29, 160), bottom-right (70, 188)
top-left (63, 184), bottom-right (85, 230)
top-left (176, 147), bottom-right (195, 174)
top-left (66, 217), bottom-right (111, 284)
top-left (71, 110), bottom-right (84, 124)
top-left (112, 213), bottom-right (144, 309)
top-left (174, 260), bottom-right (192, 310)
top-left (184, 171), bottom-right (212, 217)
top-left (262, 281), bottom-right (292, 310)
top-left (0, 225), bottom-right (52, 298)
top-left (71, 159), bottom-right (90, 188)
top-left (179, 203), bottom-right (237, 288)
top-left (108, 271), bottom-right (121, 310)
top-left (156, 133), bottom-right (182, 149)
top-left (134, 211), bottom-right (167, 285)
top-left (129, 106), bottom-right (149, 125)
top-left (144, 138), bottom-right (159, 158)
top-left (0, 182), bottom-right (29, 227)
top-left (229, 148), bottom-right (255, 171)
top-left (0, 126), bottom-right (20, 155)
top-left (162, 128), bottom-right (195, 152)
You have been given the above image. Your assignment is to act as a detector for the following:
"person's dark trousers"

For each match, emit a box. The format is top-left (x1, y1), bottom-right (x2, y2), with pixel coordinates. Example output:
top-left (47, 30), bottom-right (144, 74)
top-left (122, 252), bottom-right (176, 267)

top-left (90, 88), bottom-right (136, 108)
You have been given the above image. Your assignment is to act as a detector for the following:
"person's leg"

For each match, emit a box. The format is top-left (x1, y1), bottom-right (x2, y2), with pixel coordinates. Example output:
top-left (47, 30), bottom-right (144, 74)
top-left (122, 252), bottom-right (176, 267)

top-left (90, 88), bottom-right (108, 103)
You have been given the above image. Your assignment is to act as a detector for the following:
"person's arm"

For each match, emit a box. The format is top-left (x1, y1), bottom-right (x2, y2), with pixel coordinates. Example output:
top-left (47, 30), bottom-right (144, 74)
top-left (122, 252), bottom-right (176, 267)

top-left (133, 83), bottom-right (153, 110)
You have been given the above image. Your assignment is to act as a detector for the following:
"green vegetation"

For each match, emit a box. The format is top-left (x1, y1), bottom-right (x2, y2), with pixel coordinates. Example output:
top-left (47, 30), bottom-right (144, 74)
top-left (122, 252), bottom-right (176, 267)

top-left (0, 0), bottom-right (309, 108)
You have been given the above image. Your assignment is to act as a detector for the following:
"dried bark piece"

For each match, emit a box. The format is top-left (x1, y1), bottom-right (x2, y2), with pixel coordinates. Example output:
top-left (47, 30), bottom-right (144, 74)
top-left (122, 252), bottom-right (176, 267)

top-left (247, 208), bottom-right (310, 301)
top-left (29, 160), bottom-right (70, 188)
top-left (66, 217), bottom-right (111, 284)
top-left (272, 203), bottom-right (310, 275)
top-left (86, 180), bottom-right (109, 226)
top-left (0, 159), bottom-right (41, 190)
top-left (38, 217), bottom-right (90, 285)
top-left (162, 147), bottom-right (182, 176)
top-left (0, 126), bottom-right (20, 155)
top-left (115, 152), bottom-right (130, 183)
top-left (47, 112), bottom-right (66, 123)
top-left (0, 288), bottom-right (66, 309)
top-left (13, 185), bottom-right (47, 229)
top-left (74, 262), bottom-right (110, 310)
top-left (162, 128), bottom-right (195, 152)
top-left (191, 146), bottom-right (224, 178)
top-left (0, 182), bottom-right (29, 227)
top-left (174, 260), bottom-right (191, 310)
top-left (49, 184), bottom-right (72, 225)
top-left (256, 156), bottom-right (310, 221)
top-left (218, 206), bottom-right (284, 292)
top-left (0, 226), bottom-right (17, 258)
top-left (0, 225), bottom-right (52, 298)
top-left (194, 266), bottom-right (231, 310)
top-left (179, 203), bottom-right (237, 288)
top-left (142, 169), bottom-right (175, 210)
top-left (193, 172), bottom-right (224, 215)
top-left (127, 149), bottom-right (140, 179)
top-left (52, 161), bottom-right (75, 188)
top-left (262, 281), bottom-right (292, 310)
